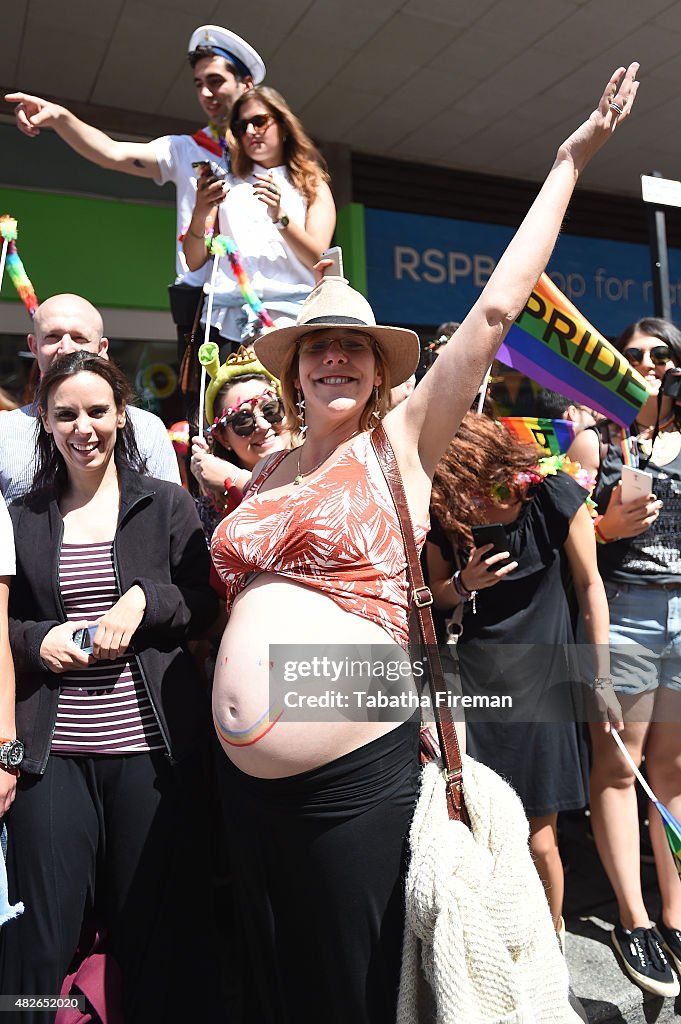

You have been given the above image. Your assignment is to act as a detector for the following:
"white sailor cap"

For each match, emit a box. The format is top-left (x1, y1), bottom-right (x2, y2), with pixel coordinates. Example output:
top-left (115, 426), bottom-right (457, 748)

top-left (188, 25), bottom-right (266, 85)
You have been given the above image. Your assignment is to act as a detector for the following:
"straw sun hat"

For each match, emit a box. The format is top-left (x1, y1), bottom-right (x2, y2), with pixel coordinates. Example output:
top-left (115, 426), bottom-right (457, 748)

top-left (254, 277), bottom-right (420, 387)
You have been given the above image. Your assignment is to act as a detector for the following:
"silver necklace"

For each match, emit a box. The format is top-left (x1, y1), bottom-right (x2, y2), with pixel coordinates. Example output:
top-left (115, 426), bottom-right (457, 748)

top-left (293, 431), bottom-right (361, 485)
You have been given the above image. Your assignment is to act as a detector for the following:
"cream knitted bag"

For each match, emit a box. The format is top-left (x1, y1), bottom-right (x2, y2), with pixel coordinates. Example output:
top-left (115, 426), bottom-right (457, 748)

top-left (397, 755), bottom-right (582, 1024)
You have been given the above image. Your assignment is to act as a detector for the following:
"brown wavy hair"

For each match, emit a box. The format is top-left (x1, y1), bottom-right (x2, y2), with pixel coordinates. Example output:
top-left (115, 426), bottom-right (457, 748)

top-left (228, 86), bottom-right (329, 203)
top-left (431, 412), bottom-right (539, 552)
top-left (278, 335), bottom-right (391, 436)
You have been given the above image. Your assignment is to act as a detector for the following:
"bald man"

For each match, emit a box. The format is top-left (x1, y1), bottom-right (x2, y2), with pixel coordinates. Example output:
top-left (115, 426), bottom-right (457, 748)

top-left (0, 294), bottom-right (179, 501)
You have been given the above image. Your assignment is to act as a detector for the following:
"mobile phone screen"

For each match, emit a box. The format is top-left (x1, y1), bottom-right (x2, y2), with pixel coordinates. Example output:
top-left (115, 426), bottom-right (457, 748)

top-left (72, 626), bottom-right (97, 654)
top-left (471, 523), bottom-right (512, 569)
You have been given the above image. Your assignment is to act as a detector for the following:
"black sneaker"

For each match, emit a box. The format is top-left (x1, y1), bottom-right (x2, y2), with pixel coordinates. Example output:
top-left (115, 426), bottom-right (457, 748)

top-left (657, 921), bottom-right (681, 976)
top-left (611, 923), bottom-right (680, 997)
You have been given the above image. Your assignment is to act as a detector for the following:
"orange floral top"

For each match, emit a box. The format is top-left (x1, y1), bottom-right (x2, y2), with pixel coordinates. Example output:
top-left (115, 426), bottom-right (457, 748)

top-left (211, 432), bottom-right (428, 648)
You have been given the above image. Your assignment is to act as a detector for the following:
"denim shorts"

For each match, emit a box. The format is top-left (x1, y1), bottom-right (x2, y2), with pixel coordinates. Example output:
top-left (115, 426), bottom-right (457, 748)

top-left (603, 580), bottom-right (681, 694)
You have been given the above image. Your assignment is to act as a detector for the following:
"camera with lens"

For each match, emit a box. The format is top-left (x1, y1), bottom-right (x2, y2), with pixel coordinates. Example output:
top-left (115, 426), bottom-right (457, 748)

top-left (662, 367), bottom-right (681, 400)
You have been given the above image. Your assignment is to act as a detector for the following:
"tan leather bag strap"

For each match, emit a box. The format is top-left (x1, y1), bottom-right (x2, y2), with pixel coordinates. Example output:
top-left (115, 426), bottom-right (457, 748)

top-left (371, 423), bottom-right (466, 822)
top-left (179, 293), bottom-right (206, 397)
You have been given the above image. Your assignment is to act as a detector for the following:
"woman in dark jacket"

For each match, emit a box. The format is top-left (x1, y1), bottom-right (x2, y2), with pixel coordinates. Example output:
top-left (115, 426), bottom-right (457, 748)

top-left (0, 352), bottom-right (218, 1024)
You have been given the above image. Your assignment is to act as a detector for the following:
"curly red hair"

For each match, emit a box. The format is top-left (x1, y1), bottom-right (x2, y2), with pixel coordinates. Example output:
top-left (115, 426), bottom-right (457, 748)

top-left (431, 412), bottom-right (540, 551)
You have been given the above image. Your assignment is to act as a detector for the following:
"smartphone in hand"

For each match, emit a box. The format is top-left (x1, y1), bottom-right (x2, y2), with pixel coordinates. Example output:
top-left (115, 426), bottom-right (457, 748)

top-left (191, 159), bottom-right (226, 185)
top-left (471, 523), bottom-right (512, 570)
top-left (620, 465), bottom-right (653, 504)
top-left (321, 246), bottom-right (343, 278)
top-left (72, 625), bottom-right (97, 656)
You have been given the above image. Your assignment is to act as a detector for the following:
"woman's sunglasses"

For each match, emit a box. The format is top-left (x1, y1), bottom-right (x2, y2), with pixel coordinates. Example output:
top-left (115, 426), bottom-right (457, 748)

top-left (213, 396), bottom-right (285, 437)
top-left (623, 345), bottom-right (673, 367)
top-left (232, 114), bottom-right (276, 138)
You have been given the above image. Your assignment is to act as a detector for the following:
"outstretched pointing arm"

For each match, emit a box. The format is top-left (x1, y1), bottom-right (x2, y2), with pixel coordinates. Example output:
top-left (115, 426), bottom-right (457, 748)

top-left (5, 91), bottom-right (160, 180)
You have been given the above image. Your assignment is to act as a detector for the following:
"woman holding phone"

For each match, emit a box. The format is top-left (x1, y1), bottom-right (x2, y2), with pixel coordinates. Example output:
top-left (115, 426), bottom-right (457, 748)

top-left (1, 352), bottom-right (218, 1023)
top-left (426, 412), bottom-right (617, 944)
top-left (183, 85), bottom-right (335, 351)
top-left (568, 318), bottom-right (681, 996)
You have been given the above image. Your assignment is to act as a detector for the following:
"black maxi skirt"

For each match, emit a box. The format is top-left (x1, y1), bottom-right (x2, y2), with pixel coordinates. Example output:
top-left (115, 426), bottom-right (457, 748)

top-left (217, 717), bottom-right (420, 1024)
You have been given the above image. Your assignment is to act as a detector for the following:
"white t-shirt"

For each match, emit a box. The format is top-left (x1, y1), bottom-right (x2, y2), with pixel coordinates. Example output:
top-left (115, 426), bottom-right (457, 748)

top-left (0, 495), bottom-right (15, 576)
top-left (206, 164), bottom-right (315, 342)
top-left (150, 131), bottom-right (228, 288)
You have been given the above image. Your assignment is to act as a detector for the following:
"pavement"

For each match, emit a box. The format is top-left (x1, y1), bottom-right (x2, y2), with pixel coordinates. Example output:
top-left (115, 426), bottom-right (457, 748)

top-left (561, 811), bottom-right (681, 1023)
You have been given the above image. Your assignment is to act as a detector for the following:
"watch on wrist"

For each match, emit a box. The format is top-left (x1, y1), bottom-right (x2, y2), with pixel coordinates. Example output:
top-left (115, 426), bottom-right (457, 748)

top-left (0, 737), bottom-right (24, 773)
top-left (275, 213), bottom-right (290, 230)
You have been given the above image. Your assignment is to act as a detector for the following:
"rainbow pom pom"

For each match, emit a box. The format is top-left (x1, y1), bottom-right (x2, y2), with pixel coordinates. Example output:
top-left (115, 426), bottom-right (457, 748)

top-left (0, 217), bottom-right (17, 242)
top-left (0, 215), bottom-right (38, 318)
top-left (222, 237), bottom-right (275, 329)
top-left (7, 251), bottom-right (39, 317)
top-left (209, 234), bottom-right (230, 258)
top-left (205, 232), bottom-right (276, 332)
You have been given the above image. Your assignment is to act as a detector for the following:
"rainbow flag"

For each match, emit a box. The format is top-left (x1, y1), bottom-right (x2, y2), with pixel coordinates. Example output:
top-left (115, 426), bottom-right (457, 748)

top-left (613, 729), bottom-right (681, 880)
top-left (498, 273), bottom-right (649, 427)
top-left (499, 417), bottom-right (580, 457)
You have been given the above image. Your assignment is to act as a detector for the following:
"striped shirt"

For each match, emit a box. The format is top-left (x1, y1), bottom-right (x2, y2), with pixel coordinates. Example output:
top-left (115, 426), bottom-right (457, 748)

top-left (52, 541), bottom-right (164, 755)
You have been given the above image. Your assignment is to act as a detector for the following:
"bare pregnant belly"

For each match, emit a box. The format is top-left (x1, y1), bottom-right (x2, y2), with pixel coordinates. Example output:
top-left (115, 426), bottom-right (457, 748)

top-left (212, 574), bottom-right (418, 778)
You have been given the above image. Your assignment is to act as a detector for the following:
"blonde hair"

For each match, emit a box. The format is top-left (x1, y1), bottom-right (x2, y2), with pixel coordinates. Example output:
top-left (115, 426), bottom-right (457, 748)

top-left (229, 86), bottom-right (329, 203)
top-left (279, 335), bottom-right (391, 434)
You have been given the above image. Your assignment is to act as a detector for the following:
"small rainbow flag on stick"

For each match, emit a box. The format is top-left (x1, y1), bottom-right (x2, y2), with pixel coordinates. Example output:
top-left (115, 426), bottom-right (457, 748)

top-left (0, 215), bottom-right (38, 317)
top-left (498, 273), bottom-right (649, 427)
top-left (499, 416), bottom-right (580, 457)
top-left (612, 729), bottom-right (681, 879)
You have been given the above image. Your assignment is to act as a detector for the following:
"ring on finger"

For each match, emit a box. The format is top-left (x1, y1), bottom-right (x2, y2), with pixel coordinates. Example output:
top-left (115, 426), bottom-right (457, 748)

top-left (610, 101), bottom-right (624, 115)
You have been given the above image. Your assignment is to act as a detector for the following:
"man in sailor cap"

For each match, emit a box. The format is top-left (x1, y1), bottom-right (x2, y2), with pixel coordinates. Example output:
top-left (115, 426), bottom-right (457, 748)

top-left (5, 26), bottom-right (265, 355)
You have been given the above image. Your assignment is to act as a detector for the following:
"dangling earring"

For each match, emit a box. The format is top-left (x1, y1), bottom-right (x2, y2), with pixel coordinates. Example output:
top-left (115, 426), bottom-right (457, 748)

top-left (296, 389), bottom-right (307, 434)
top-left (371, 386), bottom-right (381, 421)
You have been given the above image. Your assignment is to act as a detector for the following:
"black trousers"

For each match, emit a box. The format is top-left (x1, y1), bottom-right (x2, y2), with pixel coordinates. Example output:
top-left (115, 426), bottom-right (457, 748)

top-left (218, 718), bottom-right (421, 1024)
top-left (0, 752), bottom-right (219, 1024)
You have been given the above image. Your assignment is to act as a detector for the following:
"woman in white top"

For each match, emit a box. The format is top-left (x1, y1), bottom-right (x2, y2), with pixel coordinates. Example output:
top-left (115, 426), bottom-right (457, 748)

top-left (184, 86), bottom-right (335, 349)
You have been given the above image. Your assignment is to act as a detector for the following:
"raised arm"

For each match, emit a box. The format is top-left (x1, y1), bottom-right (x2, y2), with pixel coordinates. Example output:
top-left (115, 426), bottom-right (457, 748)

top-left (5, 92), bottom-right (160, 180)
top-left (386, 63), bottom-right (640, 480)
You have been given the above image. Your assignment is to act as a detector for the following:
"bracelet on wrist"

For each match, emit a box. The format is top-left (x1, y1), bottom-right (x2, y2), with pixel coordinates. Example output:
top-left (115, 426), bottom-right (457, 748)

top-left (594, 515), bottom-right (619, 545)
top-left (593, 676), bottom-right (614, 691)
top-left (223, 475), bottom-right (243, 495)
top-left (188, 225), bottom-right (207, 240)
top-left (452, 569), bottom-right (478, 614)
top-left (451, 569), bottom-right (471, 598)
